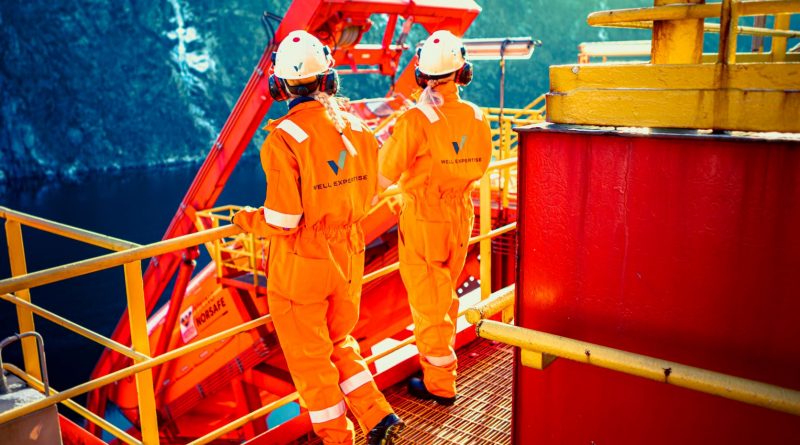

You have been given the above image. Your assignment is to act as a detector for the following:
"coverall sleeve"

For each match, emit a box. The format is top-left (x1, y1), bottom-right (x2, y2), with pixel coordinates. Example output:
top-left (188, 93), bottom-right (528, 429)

top-left (232, 134), bottom-right (302, 237)
top-left (379, 113), bottom-right (420, 183)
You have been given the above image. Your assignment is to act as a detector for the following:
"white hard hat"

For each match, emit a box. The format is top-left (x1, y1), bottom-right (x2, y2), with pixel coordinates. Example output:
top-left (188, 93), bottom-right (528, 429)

top-left (273, 30), bottom-right (333, 80)
top-left (417, 30), bottom-right (467, 76)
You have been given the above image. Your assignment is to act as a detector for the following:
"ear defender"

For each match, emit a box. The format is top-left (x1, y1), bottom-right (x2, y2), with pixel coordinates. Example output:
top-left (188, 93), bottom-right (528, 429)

top-left (454, 61), bottom-right (473, 86)
top-left (317, 69), bottom-right (339, 95)
top-left (414, 67), bottom-right (429, 89)
top-left (268, 75), bottom-right (291, 101)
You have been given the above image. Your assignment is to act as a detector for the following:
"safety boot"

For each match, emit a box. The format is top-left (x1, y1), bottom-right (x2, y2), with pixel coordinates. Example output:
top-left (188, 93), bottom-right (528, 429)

top-left (407, 377), bottom-right (456, 406)
top-left (366, 413), bottom-right (405, 445)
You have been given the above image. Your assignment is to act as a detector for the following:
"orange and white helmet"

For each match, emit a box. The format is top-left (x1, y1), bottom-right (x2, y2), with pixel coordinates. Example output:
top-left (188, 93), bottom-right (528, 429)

top-left (417, 30), bottom-right (467, 76)
top-left (273, 30), bottom-right (333, 80)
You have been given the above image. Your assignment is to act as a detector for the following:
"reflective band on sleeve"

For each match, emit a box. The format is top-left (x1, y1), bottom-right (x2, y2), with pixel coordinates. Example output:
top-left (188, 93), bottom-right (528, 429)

top-left (345, 114), bottom-right (363, 132)
top-left (416, 104), bottom-right (439, 123)
top-left (466, 102), bottom-right (484, 120)
top-left (339, 370), bottom-right (373, 395)
top-left (425, 351), bottom-right (457, 367)
top-left (277, 119), bottom-right (309, 143)
top-left (263, 207), bottom-right (302, 228)
top-left (308, 400), bottom-right (347, 424)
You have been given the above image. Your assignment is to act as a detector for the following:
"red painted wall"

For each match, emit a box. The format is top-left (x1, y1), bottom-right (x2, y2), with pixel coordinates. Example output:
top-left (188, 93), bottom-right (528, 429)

top-left (513, 125), bottom-right (800, 444)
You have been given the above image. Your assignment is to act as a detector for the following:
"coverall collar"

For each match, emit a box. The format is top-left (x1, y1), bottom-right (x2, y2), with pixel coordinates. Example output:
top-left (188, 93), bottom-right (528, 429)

top-left (289, 96), bottom-right (316, 109)
top-left (431, 81), bottom-right (460, 102)
top-left (265, 99), bottom-right (323, 132)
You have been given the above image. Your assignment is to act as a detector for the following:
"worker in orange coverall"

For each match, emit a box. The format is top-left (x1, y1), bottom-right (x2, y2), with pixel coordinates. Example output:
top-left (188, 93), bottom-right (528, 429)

top-left (232, 30), bottom-right (404, 445)
top-left (378, 30), bottom-right (492, 405)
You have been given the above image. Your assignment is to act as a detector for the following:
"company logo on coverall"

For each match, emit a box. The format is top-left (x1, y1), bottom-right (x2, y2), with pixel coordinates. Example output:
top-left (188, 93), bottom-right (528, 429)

top-left (327, 149), bottom-right (347, 175)
top-left (443, 134), bottom-right (482, 165)
top-left (316, 149), bottom-right (367, 190)
top-left (452, 135), bottom-right (467, 154)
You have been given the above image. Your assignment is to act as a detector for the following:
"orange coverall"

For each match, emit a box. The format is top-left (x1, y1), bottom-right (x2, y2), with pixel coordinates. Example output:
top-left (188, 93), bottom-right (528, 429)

top-left (235, 100), bottom-right (394, 444)
top-left (378, 82), bottom-right (492, 398)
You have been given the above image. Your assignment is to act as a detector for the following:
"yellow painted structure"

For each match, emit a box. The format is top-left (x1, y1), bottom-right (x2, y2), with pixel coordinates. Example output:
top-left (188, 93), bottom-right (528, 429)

top-left (551, 0), bottom-right (800, 132)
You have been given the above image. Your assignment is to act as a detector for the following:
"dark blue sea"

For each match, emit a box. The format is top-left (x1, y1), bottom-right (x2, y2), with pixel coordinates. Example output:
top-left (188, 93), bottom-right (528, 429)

top-left (0, 156), bottom-right (265, 414)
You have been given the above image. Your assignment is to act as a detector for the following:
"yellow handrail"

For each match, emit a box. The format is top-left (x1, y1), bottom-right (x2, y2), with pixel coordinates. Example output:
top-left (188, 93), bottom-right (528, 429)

top-left (463, 284), bottom-right (515, 324)
top-left (0, 293), bottom-right (148, 361)
top-left (0, 206), bottom-right (140, 252)
top-left (0, 224), bottom-right (241, 295)
top-left (475, 319), bottom-right (800, 416)
top-left (587, 1), bottom-right (800, 26)
top-left (0, 314), bottom-right (271, 425)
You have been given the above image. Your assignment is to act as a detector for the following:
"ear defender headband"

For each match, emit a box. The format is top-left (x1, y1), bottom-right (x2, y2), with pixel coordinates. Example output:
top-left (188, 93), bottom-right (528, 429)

top-left (414, 46), bottom-right (473, 89)
top-left (268, 46), bottom-right (339, 101)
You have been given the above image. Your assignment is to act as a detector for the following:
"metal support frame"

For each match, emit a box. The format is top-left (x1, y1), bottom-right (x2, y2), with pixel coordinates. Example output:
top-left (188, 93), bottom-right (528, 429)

top-left (0, 332), bottom-right (49, 396)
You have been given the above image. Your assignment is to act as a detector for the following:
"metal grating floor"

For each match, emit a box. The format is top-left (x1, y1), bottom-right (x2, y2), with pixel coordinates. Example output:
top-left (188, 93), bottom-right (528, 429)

top-left (300, 339), bottom-right (513, 444)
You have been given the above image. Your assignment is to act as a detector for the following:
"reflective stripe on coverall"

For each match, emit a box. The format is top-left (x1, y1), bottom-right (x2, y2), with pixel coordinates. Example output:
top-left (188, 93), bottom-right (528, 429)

top-left (236, 100), bottom-right (393, 444)
top-left (378, 81), bottom-right (492, 398)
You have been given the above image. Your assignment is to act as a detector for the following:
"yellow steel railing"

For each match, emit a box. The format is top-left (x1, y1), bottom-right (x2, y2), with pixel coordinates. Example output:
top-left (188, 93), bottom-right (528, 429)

top-left (464, 287), bottom-right (800, 417)
top-left (0, 207), bottom-right (242, 444)
top-left (194, 205), bottom-right (267, 290)
top-left (585, 0), bottom-right (800, 65)
top-left (0, 156), bottom-right (519, 444)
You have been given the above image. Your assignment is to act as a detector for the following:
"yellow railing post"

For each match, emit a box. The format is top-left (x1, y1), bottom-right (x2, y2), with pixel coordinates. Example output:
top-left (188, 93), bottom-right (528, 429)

top-left (5, 220), bottom-right (42, 380)
top-left (479, 173), bottom-right (492, 301)
top-left (123, 261), bottom-right (159, 445)
top-left (651, 0), bottom-right (706, 64)
top-left (719, 0), bottom-right (740, 65)
top-left (771, 13), bottom-right (792, 62)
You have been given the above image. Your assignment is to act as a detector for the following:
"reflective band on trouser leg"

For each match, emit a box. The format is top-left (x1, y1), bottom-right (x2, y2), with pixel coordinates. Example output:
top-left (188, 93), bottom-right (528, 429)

top-left (339, 369), bottom-right (373, 395)
top-left (309, 400), bottom-right (347, 424)
top-left (425, 351), bottom-right (457, 367)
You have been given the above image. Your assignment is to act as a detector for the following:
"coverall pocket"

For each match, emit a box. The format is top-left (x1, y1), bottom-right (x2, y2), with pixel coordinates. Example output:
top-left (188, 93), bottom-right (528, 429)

top-left (348, 250), bottom-right (366, 297)
top-left (287, 254), bottom-right (333, 304)
top-left (419, 220), bottom-right (452, 264)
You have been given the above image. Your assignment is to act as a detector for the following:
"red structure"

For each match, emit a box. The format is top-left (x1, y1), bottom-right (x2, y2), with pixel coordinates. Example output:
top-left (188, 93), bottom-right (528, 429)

top-left (513, 124), bottom-right (800, 444)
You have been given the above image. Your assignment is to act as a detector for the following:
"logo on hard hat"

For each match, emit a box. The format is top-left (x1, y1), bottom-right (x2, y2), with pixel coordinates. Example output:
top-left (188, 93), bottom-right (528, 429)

top-left (327, 149), bottom-right (347, 175)
top-left (294, 62), bottom-right (304, 72)
top-left (452, 135), bottom-right (467, 154)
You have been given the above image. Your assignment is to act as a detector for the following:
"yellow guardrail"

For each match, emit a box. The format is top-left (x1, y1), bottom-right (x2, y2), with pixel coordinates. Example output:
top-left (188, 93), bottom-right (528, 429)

top-left (0, 156), bottom-right (519, 444)
top-left (0, 209), bottom-right (243, 444)
top-left (586, 0), bottom-right (800, 65)
top-left (464, 287), bottom-right (800, 417)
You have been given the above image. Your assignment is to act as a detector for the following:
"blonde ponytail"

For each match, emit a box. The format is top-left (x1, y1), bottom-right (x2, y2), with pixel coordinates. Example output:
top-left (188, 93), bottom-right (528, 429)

top-left (311, 91), bottom-right (358, 157)
top-left (417, 78), bottom-right (446, 108)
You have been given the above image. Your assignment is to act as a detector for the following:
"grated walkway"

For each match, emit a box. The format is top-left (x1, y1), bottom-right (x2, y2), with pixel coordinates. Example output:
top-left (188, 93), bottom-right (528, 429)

top-left (300, 339), bottom-right (513, 444)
